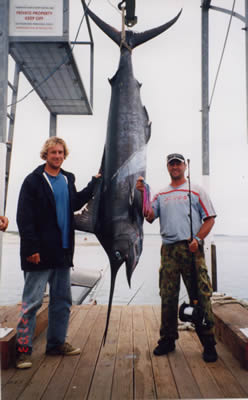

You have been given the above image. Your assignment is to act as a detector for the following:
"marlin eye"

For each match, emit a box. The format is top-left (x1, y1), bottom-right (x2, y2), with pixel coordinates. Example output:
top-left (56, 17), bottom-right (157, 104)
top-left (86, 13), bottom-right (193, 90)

top-left (115, 251), bottom-right (122, 261)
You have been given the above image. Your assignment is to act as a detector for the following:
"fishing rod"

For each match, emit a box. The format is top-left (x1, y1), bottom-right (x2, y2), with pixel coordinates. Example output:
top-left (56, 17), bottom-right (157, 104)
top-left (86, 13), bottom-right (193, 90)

top-left (179, 159), bottom-right (205, 327)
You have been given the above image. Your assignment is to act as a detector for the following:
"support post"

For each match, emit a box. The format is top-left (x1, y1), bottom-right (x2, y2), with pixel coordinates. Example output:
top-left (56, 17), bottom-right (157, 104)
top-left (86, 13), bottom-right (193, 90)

top-left (201, 1), bottom-right (210, 176)
top-left (245, 0), bottom-right (248, 140)
top-left (0, 0), bottom-right (9, 277)
top-left (211, 243), bottom-right (217, 291)
top-left (49, 113), bottom-right (57, 137)
top-left (5, 63), bottom-right (20, 209)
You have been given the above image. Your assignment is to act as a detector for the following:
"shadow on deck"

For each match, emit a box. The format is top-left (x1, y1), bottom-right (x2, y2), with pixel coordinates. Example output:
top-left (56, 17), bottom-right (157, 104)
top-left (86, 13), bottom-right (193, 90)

top-left (2, 304), bottom-right (248, 399)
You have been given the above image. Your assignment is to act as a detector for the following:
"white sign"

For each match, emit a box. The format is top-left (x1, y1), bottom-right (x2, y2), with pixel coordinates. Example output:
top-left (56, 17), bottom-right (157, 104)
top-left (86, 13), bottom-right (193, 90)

top-left (9, 0), bottom-right (63, 37)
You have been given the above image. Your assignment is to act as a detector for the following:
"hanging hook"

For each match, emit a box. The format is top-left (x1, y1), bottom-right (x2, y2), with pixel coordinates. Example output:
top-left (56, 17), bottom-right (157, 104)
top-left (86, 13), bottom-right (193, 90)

top-left (118, 0), bottom-right (137, 27)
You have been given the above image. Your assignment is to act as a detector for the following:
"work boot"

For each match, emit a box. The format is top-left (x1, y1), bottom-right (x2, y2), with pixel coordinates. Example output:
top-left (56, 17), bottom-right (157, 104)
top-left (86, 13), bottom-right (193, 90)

top-left (46, 342), bottom-right (81, 356)
top-left (203, 343), bottom-right (218, 362)
top-left (153, 340), bottom-right (175, 356)
top-left (196, 330), bottom-right (218, 363)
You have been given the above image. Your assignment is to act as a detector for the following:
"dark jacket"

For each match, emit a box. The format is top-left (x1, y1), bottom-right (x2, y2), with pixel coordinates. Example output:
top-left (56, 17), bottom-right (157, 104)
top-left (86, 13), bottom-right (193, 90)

top-left (17, 164), bottom-right (97, 271)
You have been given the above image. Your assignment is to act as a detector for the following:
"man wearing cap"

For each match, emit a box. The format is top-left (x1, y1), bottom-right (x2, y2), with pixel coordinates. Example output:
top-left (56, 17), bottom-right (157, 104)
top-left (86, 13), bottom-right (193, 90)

top-left (136, 153), bottom-right (217, 362)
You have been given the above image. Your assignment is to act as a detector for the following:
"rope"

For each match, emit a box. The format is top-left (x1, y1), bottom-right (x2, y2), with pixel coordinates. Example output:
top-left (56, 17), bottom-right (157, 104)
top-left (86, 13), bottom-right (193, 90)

top-left (209, 0), bottom-right (236, 110)
top-left (7, 0), bottom-right (93, 108)
top-left (211, 293), bottom-right (248, 308)
top-left (106, 0), bottom-right (121, 14)
top-left (120, 5), bottom-right (132, 53)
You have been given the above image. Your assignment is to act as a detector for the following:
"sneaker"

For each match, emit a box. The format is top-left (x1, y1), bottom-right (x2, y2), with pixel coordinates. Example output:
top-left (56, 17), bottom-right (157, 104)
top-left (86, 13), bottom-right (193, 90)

top-left (153, 340), bottom-right (175, 356)
top-left (203, 346), bottom-right (218, 362)
top-left (46, 342), bottom-right (81, 356)
top-left (16, 353), bottom-right (32, 369)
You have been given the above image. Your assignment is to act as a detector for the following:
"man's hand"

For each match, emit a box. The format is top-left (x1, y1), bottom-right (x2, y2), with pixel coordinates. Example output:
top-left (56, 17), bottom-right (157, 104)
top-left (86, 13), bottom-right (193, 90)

top-left (0, 216), bottom-right (8, 231)
top-left (136, 176), bottom-right (145, 192)
top-left (27, 253), bottom-right (40, 264)
top-left (188, 238), bottom-right (199, 253)
top-left (145, 208), bottom-right (155, 222)
top-left (136, 177), bottom-right (155, 221)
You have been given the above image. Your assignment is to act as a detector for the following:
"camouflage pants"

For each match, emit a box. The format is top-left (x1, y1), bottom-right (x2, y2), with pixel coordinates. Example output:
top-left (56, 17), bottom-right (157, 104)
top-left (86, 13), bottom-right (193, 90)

top-left (159, 241), bottom-right (215, 342)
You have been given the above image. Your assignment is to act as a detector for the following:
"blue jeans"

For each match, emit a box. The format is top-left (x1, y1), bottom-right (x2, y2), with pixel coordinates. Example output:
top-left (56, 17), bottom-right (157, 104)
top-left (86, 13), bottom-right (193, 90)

top-left (16, 268), bottom-right (72, 354)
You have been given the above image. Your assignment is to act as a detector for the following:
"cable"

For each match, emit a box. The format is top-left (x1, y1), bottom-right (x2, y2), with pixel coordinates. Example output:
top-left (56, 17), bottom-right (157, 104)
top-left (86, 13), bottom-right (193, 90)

top-left (209, 0), bottom-right (236, 110)
top-left (107, 0), bottom-right (121, 14)
top-left (7, 0), bottom-right (92, 108)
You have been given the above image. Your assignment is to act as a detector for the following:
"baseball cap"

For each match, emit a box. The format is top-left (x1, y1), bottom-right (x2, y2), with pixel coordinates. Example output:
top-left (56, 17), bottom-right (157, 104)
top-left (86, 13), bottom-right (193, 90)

top-left (167, 153), bottom-right (185, 164)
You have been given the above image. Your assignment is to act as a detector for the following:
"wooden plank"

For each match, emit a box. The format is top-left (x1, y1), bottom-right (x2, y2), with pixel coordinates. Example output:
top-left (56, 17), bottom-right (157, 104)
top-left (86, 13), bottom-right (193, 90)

top-left (216, 340), bottom-right (248, 393)
top-left (111, 305), bottom-right (133, 400)
top-left (133, 305), bottom-right (156, 399)
top-left (2, 304), bottom-right (248, 400)
top-left (192, 328), bottom-right (247, 398)
top-left (213, 303), bottom-right (248, 369)
top-left (169, 338), bottom-right (203, 399)
top-left (2, 305), bottom-right (85, 400)
top-left (87, 306), bottom-right (122, 400)
top-left (153, 304), bottom-right (202, 398)
top-left (143, 305), bottom-right (179, 399)
top-left (206, 354), bottom-right (247, 398)
top-left (16, 306), bottom-right (88, 400)
top-left (41, 305), bottom-right (97, 400)
top-left (0, 302), bottom-right (48, 369)
top-left (63, 305), bottom-right (107, 400)
top-left (0, 305), bottom-right (22, 326)
top-left (179, 330), bottom-right (224, 398)
top-left (1, 330), bottom-right (48, 400)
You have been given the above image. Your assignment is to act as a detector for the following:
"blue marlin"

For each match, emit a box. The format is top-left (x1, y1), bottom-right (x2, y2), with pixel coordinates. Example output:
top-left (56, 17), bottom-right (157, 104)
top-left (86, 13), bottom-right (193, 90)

top-left (75, 1), bottom-right (181, 342)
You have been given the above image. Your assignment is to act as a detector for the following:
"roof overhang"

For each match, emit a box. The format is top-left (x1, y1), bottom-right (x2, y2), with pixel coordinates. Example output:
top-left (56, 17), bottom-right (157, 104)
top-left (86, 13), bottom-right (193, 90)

top-left (9, 40), bottom-right (92, 115)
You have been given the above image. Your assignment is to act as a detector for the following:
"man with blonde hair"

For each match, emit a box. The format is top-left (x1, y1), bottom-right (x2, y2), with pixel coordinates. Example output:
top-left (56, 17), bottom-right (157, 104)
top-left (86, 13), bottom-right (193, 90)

top-left (16, 137), bottom-right (100, 369)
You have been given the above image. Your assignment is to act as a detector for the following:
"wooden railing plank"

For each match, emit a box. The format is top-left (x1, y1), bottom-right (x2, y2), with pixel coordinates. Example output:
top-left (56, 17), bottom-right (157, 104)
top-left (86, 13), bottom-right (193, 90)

top-left (216, 339), bottom-right (248, 393)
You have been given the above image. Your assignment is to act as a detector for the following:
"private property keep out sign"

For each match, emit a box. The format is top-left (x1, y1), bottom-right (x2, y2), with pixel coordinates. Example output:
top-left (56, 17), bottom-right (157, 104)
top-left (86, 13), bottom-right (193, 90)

top-left (9, 0), bottom-right (63, 37)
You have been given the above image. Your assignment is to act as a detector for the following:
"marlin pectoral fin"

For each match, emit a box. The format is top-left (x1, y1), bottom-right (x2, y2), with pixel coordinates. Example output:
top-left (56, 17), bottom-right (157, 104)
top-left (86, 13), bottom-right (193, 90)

top-left (74, 199), bottom-right (96, 233)
top-left (74, 177), bottom-right (102, 233)
top-left (143, 106), bottom-right (151, 143)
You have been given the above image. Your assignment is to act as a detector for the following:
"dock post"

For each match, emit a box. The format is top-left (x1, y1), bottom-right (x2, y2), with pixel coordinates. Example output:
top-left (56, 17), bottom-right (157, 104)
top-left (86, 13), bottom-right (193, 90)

top-left (0, 0), bottom-right (9, 278)
top-left (211, 242), bottom-right (217, 292)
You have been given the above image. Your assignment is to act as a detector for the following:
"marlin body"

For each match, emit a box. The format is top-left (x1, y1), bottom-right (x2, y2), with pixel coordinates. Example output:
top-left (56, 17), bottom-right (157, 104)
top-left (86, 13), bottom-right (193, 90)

top-left (75, 1), bottom-right (181, 342)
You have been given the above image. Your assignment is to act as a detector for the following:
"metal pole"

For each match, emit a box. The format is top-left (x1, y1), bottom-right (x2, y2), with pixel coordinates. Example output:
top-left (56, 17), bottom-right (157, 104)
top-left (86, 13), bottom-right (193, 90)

top-left (245, 0), bottom-right (248, 140)
top-left (201, 1), bottom-right (213, 275)
top-left (49, 113), bottom-right (57, 137)
top-left (0, 0), bottom-right (8, 144)
top-left (201, 1), bottom-right (210, 176)
top-left (0, 0), bottom-right (9, 278)
top-left (5, 63), bottom-right (20, 210)
top-left (85, 12), bottom-right (94, 109)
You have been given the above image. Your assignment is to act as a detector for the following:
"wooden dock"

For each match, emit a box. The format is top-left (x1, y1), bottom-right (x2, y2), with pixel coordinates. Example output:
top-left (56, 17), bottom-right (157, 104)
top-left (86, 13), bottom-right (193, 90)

top-left (2, 304), bottom-right (248, 399)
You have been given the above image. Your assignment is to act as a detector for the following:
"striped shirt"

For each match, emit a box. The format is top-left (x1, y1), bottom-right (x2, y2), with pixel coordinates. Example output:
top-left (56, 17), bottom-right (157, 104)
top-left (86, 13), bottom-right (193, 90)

top-left (152, 182), bottom-right (216, 244)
